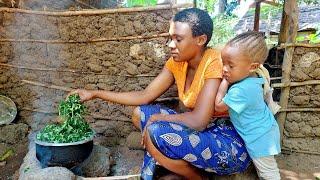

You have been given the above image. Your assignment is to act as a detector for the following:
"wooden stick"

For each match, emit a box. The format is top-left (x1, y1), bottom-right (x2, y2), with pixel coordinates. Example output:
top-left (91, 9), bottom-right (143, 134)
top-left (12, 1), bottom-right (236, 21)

top-left (21, 79), bottom-right (74, 92)
top-left (0, 63), bottom-right (157, 77)
top-left (20, 80), bottom-right (178, 98)
top-left (0, 33), bottom-right (169, 44)
top-left (0, 3), bottom-right (193, 16)
top-left (21, 107), bottom-right (57, 114)
top-left (279, 108), bottom-right (320, 112)
top-left (0, 63), bottom-right (80, 73)
top-left (272, 80), bottom-right (320, 88)
top-left (282, 147), bottom-right (320, 156)
top-left (279, 43), bottom-right (320, 49)
top-left (270, 77), bottom-right (283, 81)
top-left (277, 0), bottom-right (298, 146)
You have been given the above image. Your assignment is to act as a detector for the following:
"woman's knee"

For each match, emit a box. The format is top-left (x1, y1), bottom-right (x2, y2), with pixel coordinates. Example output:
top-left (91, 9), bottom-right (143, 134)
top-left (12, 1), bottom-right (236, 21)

top-left (132, 106), bottom-right (141, 129)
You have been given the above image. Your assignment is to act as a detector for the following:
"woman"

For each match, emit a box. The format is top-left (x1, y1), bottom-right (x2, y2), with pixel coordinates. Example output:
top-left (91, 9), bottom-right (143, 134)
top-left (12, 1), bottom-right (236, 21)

top-left (71, 8), bottom-right (251, 180)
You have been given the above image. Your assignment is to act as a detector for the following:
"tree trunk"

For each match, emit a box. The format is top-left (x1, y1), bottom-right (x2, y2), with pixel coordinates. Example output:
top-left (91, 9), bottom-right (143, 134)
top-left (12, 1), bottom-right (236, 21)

top-left (277, 0), bottom-right (298, 145)
top-left (218, 0), bottom-right (227, 14)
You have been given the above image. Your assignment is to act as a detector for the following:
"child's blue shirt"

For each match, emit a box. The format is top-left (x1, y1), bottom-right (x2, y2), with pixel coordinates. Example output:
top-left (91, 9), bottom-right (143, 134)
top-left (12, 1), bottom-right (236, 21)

top-left (223, 77), bottom-right (281, 158)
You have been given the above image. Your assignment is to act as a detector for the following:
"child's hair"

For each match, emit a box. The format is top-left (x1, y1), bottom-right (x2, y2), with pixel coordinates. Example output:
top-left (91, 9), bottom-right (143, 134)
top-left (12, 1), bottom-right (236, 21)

top-left (173, 8), bottom-right (213, 47)
top-left (226, 31), bottom-right (268, 64)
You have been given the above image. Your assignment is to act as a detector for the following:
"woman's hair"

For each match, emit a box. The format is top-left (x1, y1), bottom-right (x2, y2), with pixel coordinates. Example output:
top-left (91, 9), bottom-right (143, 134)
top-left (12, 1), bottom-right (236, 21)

top-left (173, 8), bottom-right (213, 47)
top-left (226, 31), bottom-right (268, 63)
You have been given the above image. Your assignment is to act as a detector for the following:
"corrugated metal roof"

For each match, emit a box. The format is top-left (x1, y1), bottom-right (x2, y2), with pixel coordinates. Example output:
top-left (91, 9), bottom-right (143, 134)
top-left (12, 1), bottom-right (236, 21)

top-left (234, 5), bottom-right (320, 34)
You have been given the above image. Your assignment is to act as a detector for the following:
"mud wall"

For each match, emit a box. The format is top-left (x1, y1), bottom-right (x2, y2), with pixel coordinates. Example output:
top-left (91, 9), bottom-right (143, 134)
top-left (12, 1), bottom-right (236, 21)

top-left (0, 8), bottom-right (176, 146)
top-left (283, 47), bottom-right (320, 153)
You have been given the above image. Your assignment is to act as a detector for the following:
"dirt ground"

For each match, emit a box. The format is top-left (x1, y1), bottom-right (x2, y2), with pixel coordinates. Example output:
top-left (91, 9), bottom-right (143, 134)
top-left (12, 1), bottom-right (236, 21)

top-left (0, 139), bottom-right (28, 180)
top-left (0, 138), bottom-right (319, 180)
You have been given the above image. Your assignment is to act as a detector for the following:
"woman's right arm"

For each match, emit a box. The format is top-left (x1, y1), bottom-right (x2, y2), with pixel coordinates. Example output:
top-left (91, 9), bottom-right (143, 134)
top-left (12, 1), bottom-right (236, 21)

top-left (72, 67), bottom-right (175, 106)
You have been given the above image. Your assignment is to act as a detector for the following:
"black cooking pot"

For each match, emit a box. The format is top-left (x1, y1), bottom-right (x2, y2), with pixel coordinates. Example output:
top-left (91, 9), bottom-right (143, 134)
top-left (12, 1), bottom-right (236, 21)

top-left (35, 134), bottom-right (94, 169)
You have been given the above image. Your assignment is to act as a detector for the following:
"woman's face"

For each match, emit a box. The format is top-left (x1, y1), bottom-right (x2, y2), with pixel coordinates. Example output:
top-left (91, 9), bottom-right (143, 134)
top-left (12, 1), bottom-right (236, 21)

top-left (221, 45), bottom-right (254, 84)
top-left (167, 21), bottom-right (199, 62)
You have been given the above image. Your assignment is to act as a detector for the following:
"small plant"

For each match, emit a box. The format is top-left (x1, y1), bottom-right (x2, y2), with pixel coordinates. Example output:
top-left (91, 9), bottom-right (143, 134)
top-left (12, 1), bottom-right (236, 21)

top-left (209, 15), bottom-right (238, 47)
top-left (125, 0), bottom-right (157, 7)
top-left (296, 33), bottom-right (320, 44)
top-left (36, 94), bottom-right (94, 143)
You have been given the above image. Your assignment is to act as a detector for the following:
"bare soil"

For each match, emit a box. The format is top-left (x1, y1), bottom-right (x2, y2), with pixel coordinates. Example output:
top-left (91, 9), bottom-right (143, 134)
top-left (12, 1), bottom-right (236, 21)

top-left (1, 139), bottom-right (319, 180)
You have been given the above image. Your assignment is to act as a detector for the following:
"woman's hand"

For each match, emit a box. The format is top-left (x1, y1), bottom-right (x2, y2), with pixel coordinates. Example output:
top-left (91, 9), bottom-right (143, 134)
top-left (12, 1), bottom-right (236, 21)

top-left (68, 89), bottom-right (94, 102)
top-left (141, 114), bottom-right (165, 147)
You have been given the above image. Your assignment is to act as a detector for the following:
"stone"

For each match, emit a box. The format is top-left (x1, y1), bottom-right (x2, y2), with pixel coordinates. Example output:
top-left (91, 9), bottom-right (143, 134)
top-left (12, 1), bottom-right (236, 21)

top-left (285, 121), bottom-right (300, 134)
top-left (290, 68), bottom-right (310, 81)
top-left (21, 167), bottom-right (75, 180)
top-left (126, 131), bottom-right (143, 150)
top-left (19, 134), bottom-right (111, 179)
top-left (291, 95), bottom-right (310, 105)
top-left (130, 44), bottom-right (145, 60)
top-left (0, 123), bottom-right (29, 144)
top-left (0, 161), bottom-right (6, 166)
top-left (125, 62), bottom-right (138, 75)
top-left (0, 57), bottom-right (8, 63)
top-left (286, 112), bottom-right (301, 122)
top-left (87, 63), bottom-right (103, 73)
top-left (76, 145), bottom-right (111, 177)
top-left (0, 143), bottom-right (8, 155)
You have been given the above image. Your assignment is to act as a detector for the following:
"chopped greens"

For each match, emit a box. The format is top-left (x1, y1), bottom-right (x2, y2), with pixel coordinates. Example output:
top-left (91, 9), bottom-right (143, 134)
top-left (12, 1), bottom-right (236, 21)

top-left (36, 94), bottom-right (94, 143)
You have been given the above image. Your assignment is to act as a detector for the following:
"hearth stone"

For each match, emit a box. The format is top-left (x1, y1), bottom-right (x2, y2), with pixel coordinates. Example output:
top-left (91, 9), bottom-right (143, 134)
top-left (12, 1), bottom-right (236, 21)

top-left (19, 134), bottom-right (111, 179)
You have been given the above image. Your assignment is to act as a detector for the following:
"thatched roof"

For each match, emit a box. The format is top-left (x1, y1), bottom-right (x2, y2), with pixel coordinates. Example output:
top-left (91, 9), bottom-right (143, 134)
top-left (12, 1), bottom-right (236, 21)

top-left (234, 5), bottom-right (320, 34)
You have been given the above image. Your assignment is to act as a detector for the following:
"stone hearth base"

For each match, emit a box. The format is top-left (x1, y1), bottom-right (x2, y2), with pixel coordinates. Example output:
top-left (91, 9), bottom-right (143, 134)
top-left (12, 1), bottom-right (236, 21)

top-left (19, 134), bottom-right (111, 180)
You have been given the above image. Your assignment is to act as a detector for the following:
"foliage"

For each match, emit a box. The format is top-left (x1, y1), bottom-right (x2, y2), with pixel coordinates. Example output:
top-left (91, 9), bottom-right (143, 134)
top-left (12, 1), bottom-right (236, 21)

top-left (296, 32), bottom-right (320, 44)
top-left (209, 14), bottom-right (238, 46)
top-left (36, 94), bottom-right (93, 143)
top-left (196, 0), bottom-right (217, 14)
top-left (296, 23), bottom-right (320, 44)
top-left (247, 4), bottom-right (282, 20)
top-left (125, 0), bottom-right (157, 7)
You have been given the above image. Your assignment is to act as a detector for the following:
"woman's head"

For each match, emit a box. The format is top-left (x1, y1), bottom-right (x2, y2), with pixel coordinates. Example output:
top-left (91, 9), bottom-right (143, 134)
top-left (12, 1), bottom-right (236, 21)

top-left (221, 31), bottom-right (268, 83)
top-left (173, 8), bottom-right (213, 47)
top-left (168, 8), bottom-right (213, 62)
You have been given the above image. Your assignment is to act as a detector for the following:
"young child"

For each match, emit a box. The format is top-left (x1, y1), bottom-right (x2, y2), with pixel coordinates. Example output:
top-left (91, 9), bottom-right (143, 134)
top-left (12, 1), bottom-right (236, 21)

top-left (215, 31), bottom-right (281, 180)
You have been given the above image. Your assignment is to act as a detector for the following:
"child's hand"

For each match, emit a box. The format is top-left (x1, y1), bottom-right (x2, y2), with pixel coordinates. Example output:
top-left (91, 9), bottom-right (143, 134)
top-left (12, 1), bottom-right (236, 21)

top-left (221, 78), bottom-right (230, 86)
top-left (67, 89), bottom-right (93, 102)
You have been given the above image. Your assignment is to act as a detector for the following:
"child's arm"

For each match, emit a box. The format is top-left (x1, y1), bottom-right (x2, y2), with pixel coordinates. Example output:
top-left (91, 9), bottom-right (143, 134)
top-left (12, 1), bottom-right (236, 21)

top-left (215, 78), bottom-right (229, 112)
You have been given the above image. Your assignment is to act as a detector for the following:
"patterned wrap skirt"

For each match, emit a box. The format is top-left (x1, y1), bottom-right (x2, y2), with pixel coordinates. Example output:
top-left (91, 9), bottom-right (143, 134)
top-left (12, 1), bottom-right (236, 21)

top-left (139, 104), bottom-right (251, 180)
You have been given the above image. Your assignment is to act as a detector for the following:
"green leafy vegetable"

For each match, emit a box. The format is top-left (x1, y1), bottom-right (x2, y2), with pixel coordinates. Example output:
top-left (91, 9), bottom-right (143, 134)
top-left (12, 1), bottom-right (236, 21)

top-left (36, 94), bottom-right (94, 143)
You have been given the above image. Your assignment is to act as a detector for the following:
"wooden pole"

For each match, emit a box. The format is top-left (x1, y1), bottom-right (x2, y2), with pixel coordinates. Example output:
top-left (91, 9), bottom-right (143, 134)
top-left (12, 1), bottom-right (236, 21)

top-left (277, 0), bottom-right (298, 145)
top-left (0, 3), bottom-right (193, 16)
top-left (253, 1), bottom-right (261, 31)
top-left (278, 43), bottom-right (320, 49)
top-left (278, 0), bottom-right (289, 44)
top-left (272, 80), bottom-right (320, 88)
top-left (279, 108), bottom-right (320, 112)
top-left (0, 63), bottom-right (157, 77)
top-left (0, 33), bottom-right (169, 44)
top-left (21, 80), bottom-right (74, 92)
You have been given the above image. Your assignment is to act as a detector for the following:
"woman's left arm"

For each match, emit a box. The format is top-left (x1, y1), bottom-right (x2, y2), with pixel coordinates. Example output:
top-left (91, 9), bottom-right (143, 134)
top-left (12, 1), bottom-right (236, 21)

top-left (148, 78), bottom-right (221, 131)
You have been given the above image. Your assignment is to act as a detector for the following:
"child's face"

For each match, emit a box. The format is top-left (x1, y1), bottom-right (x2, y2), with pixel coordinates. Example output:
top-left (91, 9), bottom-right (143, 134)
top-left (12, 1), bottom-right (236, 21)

top-left (221, 45), bottom-right (258, 84)
top-left (167, 21), bottom-right (200, 62)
